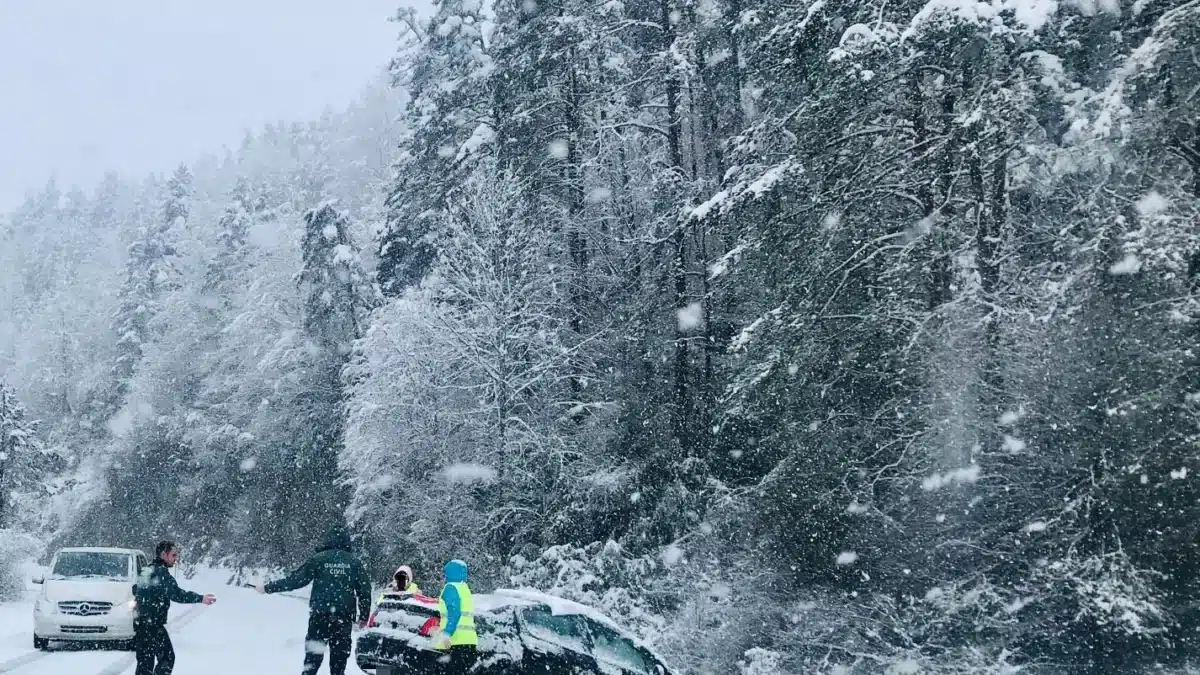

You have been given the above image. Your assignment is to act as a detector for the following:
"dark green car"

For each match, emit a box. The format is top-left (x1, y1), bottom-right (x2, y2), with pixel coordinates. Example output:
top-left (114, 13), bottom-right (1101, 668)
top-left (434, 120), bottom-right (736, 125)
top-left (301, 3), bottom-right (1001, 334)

top-left (356, 589), bottom-right (672, 675)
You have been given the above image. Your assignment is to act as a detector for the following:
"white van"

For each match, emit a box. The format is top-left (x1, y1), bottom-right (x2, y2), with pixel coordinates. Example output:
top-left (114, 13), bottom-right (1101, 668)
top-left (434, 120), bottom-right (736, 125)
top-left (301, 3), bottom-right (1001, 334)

top-left (32, 547), bottom-right (147, 650)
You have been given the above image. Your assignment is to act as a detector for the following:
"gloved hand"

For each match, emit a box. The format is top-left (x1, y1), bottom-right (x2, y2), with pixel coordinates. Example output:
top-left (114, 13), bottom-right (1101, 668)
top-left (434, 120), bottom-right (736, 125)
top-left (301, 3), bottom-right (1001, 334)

top-left (431, 630), bottom-right (451, 650)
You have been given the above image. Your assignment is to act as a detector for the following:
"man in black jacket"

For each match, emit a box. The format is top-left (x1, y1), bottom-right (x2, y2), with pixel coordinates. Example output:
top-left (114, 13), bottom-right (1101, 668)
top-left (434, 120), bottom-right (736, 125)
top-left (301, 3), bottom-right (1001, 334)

top-left (134, 540), bottom-right (216, 675)
top-left (256, 528), bottom-right (373, 675)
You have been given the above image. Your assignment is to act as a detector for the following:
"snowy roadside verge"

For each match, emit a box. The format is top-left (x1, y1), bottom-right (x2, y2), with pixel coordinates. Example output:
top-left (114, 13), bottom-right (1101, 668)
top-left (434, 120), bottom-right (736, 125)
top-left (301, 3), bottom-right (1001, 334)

top-left (0, 560), bottom-right (48, 663)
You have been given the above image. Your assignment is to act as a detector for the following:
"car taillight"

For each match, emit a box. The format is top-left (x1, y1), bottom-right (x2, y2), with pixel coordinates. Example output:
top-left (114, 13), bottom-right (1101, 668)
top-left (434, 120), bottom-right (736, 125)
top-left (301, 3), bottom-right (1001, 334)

top-left (367, 611), bottom-right (378, 628)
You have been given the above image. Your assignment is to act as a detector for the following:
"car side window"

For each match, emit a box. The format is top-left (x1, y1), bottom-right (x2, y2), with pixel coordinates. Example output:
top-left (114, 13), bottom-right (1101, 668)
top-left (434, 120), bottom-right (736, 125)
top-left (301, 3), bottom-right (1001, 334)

top-left (520, 607), bottom-right (589, 653)
top-left (587, 621), bottom-right (655, 675)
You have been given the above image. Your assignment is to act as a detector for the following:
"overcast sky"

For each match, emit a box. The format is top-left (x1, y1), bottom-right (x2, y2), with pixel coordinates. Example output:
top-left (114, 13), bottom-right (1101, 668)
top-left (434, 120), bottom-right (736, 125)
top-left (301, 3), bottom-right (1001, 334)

top-left (0, 0), bottom-right (410, 209)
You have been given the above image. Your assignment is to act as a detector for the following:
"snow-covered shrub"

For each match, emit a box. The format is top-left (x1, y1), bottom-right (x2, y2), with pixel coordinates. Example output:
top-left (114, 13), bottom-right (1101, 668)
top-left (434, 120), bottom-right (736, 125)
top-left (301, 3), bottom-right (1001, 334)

top-left (756, 588), bottom-right (1036, 675)
top-left (505, 541), bottom-right (664, 637)
top-left (0, 529), bottom-right (41, 601)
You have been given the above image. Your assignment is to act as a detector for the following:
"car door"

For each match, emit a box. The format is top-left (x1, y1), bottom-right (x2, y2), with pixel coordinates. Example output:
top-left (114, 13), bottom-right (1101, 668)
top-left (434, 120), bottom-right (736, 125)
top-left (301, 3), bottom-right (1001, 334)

top-left (517, 607), bottom-right (601, 674)
top-left (583, 620), bottom-right (659, 675)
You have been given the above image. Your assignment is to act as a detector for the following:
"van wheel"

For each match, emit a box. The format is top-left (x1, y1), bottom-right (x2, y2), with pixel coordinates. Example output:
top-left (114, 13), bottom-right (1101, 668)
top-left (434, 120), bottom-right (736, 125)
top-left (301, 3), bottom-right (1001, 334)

top-left (33, 636), bottom-right (49, 650)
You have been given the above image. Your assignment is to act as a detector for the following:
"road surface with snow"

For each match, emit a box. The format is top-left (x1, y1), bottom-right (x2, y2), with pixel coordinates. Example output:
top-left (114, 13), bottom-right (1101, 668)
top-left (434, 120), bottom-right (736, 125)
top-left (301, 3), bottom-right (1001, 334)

top-left (0, 569), bottom-right (355, 674)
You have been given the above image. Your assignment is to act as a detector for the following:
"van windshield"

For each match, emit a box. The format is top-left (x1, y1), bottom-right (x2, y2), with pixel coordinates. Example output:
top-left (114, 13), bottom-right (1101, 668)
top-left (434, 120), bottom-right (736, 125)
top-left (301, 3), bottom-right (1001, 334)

top-left (51, 552), bottom-right (131, 580)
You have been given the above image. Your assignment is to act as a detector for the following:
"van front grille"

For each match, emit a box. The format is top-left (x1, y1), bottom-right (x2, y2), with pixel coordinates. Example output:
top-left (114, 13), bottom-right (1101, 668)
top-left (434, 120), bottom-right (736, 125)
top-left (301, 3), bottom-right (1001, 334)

top-left (58, 601), bottom-right (113, 616)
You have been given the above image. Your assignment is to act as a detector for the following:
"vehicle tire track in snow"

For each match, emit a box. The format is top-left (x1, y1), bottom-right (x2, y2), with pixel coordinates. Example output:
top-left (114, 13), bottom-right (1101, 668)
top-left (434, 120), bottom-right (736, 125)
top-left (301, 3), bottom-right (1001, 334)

top-left (0, 650), bottom-right (44, 674)
top-left (89, 605), bottom-right (206, 675)
top-left (0, 605), bottom-right (204, 675)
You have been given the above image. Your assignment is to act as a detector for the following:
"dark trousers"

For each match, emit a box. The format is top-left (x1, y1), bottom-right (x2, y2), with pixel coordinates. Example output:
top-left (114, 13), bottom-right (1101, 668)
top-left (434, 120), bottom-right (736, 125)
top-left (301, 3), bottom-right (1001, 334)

top-left (302, 612), bottom-right (353, 675)
top-left (441, 645), bottom-right (478, 675)
top-left (134, 622), bottom-right (175, 675)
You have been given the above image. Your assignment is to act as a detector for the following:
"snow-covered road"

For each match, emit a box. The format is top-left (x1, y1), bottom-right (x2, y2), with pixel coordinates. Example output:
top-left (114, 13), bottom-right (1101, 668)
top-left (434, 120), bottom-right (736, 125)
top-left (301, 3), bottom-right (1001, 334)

top-left (0, 570), bottom-right (361, 674)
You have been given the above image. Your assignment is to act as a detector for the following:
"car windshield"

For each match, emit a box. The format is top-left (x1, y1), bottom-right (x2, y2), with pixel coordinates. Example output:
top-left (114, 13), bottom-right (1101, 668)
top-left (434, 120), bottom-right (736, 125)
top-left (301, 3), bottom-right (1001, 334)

top-left (521, 607), bottom-right (589, 653)
top-left (589, 621), bottom-right (655, 675)
top-left (51, 552), bottom-right (130, 579)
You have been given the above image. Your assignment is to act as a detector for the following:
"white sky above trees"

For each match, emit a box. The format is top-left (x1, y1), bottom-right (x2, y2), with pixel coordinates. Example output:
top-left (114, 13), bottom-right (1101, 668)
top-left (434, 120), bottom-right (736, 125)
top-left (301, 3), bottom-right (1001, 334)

top-left (0, 0), bottom-right (413, 209)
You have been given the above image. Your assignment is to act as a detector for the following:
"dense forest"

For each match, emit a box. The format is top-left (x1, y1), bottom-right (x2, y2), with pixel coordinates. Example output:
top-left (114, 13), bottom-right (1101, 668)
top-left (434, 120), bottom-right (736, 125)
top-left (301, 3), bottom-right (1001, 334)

top-left (2, 0), bottom-right (1199, 672)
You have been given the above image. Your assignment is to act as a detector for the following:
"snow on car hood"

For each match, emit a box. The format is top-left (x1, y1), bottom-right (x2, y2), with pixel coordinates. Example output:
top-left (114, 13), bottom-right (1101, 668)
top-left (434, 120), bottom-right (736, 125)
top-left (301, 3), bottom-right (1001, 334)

top-left (42, 578), bottom-right (135, 604)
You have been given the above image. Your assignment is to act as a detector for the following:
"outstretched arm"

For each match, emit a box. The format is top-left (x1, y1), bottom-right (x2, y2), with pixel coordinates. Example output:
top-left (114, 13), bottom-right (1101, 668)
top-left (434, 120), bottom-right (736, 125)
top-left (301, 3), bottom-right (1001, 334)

top-left (165, 572), bottom-right (205, 604)
top-left (441, 584), bottom-right (462, 637)
top-left (264, 559), bottom-right (315, 594)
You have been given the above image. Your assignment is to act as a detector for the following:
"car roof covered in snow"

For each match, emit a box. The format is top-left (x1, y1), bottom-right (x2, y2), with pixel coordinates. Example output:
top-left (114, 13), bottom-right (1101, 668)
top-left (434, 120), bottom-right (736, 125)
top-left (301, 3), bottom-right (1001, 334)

top-left (386, 590), bottom-right (539, 614)
top-left (490, 588), bottom-right (624, 631)
top-left (386, 587), bottom-right (621, 626)
top-left (56, 547), bottom-right (142, 555)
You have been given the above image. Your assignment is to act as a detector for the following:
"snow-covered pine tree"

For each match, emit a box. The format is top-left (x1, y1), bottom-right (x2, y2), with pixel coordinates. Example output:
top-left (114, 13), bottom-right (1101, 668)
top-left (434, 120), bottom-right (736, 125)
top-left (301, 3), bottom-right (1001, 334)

top-left (105, 167), bottom-right (188, 423)
top-left (241, 202), bottom-right (377, 563)
top-left (346, 165), bottom-right (607, 575)
top-left (0, 382), bottom-right (42, 526)
top-left (377, 0), bottom-right (494, 296)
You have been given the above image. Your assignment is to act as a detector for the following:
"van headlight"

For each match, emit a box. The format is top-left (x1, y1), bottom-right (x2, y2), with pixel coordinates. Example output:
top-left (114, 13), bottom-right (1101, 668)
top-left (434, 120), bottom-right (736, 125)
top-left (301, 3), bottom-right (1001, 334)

top-left (36, 599), bottom-right (56, 615)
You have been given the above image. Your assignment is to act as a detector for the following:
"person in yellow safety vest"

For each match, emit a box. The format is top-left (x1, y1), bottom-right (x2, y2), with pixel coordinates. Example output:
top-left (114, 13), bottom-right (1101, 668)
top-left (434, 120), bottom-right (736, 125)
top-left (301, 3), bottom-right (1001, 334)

top-left (378, 565), bottom-right (419, 603)
top-left (434, 559), bottom-right (478, 674)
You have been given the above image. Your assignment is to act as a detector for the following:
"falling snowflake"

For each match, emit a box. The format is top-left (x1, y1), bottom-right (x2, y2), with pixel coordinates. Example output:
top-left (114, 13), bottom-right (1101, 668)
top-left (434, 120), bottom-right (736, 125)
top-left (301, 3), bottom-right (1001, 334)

top-left (888, 659), bottom-right (921, 675)
top-left (106, 408), bottom-right (136, 438)
top-left (662, 544), bottom-right (685, 567)
top-left (1134, 191), bottom-right (1169, 216)
top-left (1025, 521), bottom-right (1047, 533)
top-left (922, 465), bottom-right (981, 491)
top-left (1002, 435), bottom-right (1027, 453)
top-left (677, 302), bottom-right (704, 331)
top-left (1171, 467), bottom-right (1188, 480)
top-left (705, 49), bottom-right (732, 67)
top-left (1004, 597), bottom-right (1031, 614)
top-left (239, 457), bottom-right (258, 472)
top-left (547, 139), bottom-right (569, 159)
top-left (835, 551), bottom-right (858, 566)
top-left (997, 408), bottom-right (1025, 426)
top-left (441, 463), bottom-right (497, 484)
top-left (586, 187), bottom-right (612, 203)
top-left (1108, 254), bottom-right (1142, 276)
